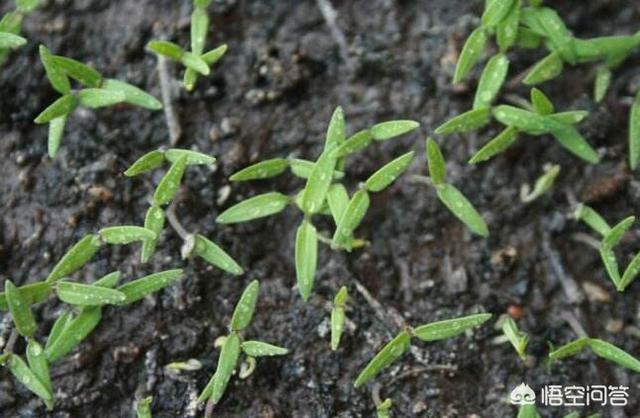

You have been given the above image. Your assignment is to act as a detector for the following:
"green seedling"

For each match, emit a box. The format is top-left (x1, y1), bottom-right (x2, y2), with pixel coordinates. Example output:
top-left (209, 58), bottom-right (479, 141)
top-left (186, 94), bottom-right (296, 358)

top-left (353, 313), bottom-right (491, 388)
top-left (376, 398), bottom-right (393, 418)
top-left (500, 315), bottom-right (529, 361)
top-left (549, 336), bottom-right (640, 373)
top-left (425, 138), bottom-right (489, 237)
top-left (219, 107), bottom-right (419, 300)
top-left (136, 396), bottom-right (153, 418)
top-left (125, 148), bottom-right (242, 275)
top-left (147, 0), bottom-right (227, 91)
top-left (331, 286), bottom-right (348, 350)
top-left (35, 45), bottom-right (161, 158)
top-left (573, 204), bottom-right (640, 292)
top-left (197, 280), bottom-right (288, 407)
top-left (520, 163), bottom-right (560, 202)
top-left (0, 0), bottom-right (41, 66)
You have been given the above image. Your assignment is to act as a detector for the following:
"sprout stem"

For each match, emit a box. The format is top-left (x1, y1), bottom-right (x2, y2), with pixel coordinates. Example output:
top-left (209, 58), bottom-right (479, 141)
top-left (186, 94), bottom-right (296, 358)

top-left (157, 55), bottom-right (182, 145)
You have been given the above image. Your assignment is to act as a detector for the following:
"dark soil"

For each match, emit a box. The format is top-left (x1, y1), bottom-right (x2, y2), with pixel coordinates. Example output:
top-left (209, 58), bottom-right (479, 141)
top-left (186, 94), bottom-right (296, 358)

top-left (1, 0), bottom-right (640, 417)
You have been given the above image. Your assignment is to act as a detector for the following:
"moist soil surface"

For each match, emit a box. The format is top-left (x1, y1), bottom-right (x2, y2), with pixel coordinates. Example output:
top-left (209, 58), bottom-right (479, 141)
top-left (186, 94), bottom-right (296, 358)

top-left (1, 0), bottom-right (640, 417)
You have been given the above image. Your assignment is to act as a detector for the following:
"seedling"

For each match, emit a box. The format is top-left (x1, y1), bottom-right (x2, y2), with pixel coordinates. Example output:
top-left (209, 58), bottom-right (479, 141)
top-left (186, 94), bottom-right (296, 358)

top-left (549, 336), bottom-right (640, 373)
top-left (499, 315), bottom-right (529, 361)
top-left (573, 204), bottom-right (640, 292)
top-left (147, 0), bottom-right (227, 91)
top-left (0, 0), bottom-right (40, 66)
top-left (35, 45), bottom-right (162, 158)
top-left (197, 280), bottom-right (288, 407)
top-left (124, 148), bottom-right (243, 275)
top-left (353, 313), bottom-right (491, 388)
top-left (136, 396), bottom-right (153, 418)
top-left (424, 138), bottom-right (489, 237)
top-left (437, 88), bottom-right (597, 164)
top-left (376, 398), bottom-right (393, 418)
top-left (520, 163), bottom-right (560, 202)
top-left (331, 286), bottom-right (348, 350)
top-left (219, 107), bottom-right (419, 299)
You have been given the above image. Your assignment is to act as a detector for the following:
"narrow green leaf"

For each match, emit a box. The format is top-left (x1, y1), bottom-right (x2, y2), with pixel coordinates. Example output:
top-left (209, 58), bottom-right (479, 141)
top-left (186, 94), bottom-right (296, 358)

top-left (181, 51), bottom-right (210, 75)
top-left (125, 150), bottom-right (165, 176)
top-left (376, 398), bottom-right (393, 418)
top-left (5, 280), bottom-right (37, 337)
top-left (331, 286), bottom-right (348, 351)
top-left (0, 11), bottom-right (23, 34)
top-left (515, 27), bottom-right (544, 49)
top-left (153, 155), bottom-right (187, 206)
top-left (194, 234), bottom-right (243, 275)
top-left (473, 53), bottom-right (509, 109)
top-left (45, 306), bottom-right (101, 363)
top-left (523, 51), bottom-right (564, 85)
top-left (77, 88), bottom-right (126, 109)
top-left (93, 271), bottom-right (122, 288)
top-left (436, 184), bottom-right (489, 237)
top-left (56, 281), bottom-right (126, 306)
top-left (501, 317), bottom-right (529, 360)
top-left (99, 226), bottom-right (156, 245)
top-left (26, 339), bottom-right (52, 394)
top-left (241, 341), bottom-right (288, 357)
top-left (574, 204), bottom-right (611, 237)
top-left (44, 311), bottom-right (72, 352)
top-left (295, 219), bottom-right (317, 301)
top-left (0, 32), bottom-right (26, 48)
top-left (216, 192), bottom-right (290, 224)
top-left (353, 330), bottom-right (411, 388)
top-left (365, 151), bottom-right (414, 193)
top-left (426, 139), bottom-right (446, 186)
top-left (7, 354), bottom-right (53, 404)
top-left (136, 396), bottom-right (153, 418)
top-left (165, 148), bottom-right (216, 165)
top-left (588, 339), bottom-right (640, 372)
top-left (184, 68), bottom-right (199, 92)
top-left (47, 115), bottom-right (66, 158)
top-left (530, 88), bottom-right (554, 115)
top-left (34, 94), bottom-right (78, 124)
top-left (496, 0), bottom-right (521, 51)
top-left (618, 252), bottom-right (640, 292)
top-left (289, 158), bottom-right (344, 180)
top-left (230, 280), bottom-right (259, 331)
top-left (141, 205), bottom-right (165, 263)
top-left (370, 120), bottom-right (420, 141)
top-left (481, 0), bottom-right (516, 28)
top-left (202, 44), bottom-right (228, 66)
top-left (521, 164), bottom-right (560, 202)
top-left (630, 91), bottom-right (640, 170)
top-left (147, 40), bottom-right (184, 61)
top-left (199, 332), bottom-right (240, 404)
top-left (327, 183), bottom-right (350, 226)
top-left (518, 404), bottom-right (541, 418)
top-left (116, 269), bottom-right (184, 305)
top-left (549, 337), bottom-right (590, 362)
top-left (331, 129), bottom-right (373, 158)
top-left (229, 158), bottom-right (289, 181)
top-left (602, 216), bottom-right (635, 249)
top-left (332, 189), bottom-right (370, 250)
top-left (547, 110), bottom-right (588, 125)
top-left (325, 106), bottom-right (346, 150)
top-left (190, 7), bottom-right (209, 55)
top-left (469, 126), bottom-right (519, 164)
top-left (493, 105), bottom-right (547, 134)
top-left (301, 151), bottom-right (337, 214)
top-left (46, 234), bottom-right (102, 283)
top-left (594, 66), bottom-right (611, 103)
top-left (413, 313), bottom-right (492, 342)
top-left (0, 282), bottom-right (52, 311)
top-left (39, 45), bottom-right (70, 95)
top-left (101, 79), bottom-right (162, 110)
top-left (546, 120), bottom-right (600, 163)
top-left (52, 55), bottom-right (102, 87)
top-left (525, 7), bottom-right (576, 63)
top-left (453, 27), bottom-right (487, 84)
top-left (434, 107), bottom-right (491, 135)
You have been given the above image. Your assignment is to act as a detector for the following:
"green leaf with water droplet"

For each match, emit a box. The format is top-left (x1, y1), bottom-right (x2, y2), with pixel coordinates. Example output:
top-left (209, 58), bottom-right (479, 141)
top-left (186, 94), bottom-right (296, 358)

top-left (523, 51), bottom-right (563, 85)
top-left (469, 126), bottom-right (519, 164)
top-left (630, 91), bottom-right (640, 170)
top-left (47, 115), bottom-right (66, 158)
top-left (436, 184), bottom-right (489, 237)
top-left (496, 0), bottom-right (520, 51)
top-left (546, 120), bottom-right (599, 163)
top-left (165, 148), bottom-right (216, 165)
top-left (99, 226), bottom-right (156, 245)
top-left (548, 337), bottom-right (590, 362)
top-left (230, 158), bottom-right (289, 181)
top-left (27, 339), bottom-right (52, 395)
top-left (289, 158), bottom-right (344, 180)
top-left (6, 354), bottom-right (53, 406)
top-left (56, 281), bottom-right (126, 306)
top-left (331, 129), bottom-right (373, 158)
top-left (365, 151), bottom-right (415, 192)
top-left (619, 252), bottom-right (640, 292)
top-left (413, 313), bottom-right (492, 342)
top-left (190, 6), bottom-right (209, 55)
top-left (0, 281), bottom-right (52, 311)
top-left (332, 189), bottom-right (370, 250)
top-left (0, 32), bottom-right (26, 48)
top-left (148, 40), bottom-right (184, 61)
top-left (78, 88), bottom-right (126, 108)
top-left (301, 151), bottom-right (337, 215)
top-left (230, 280), bottom-right (259, 331)
top-left (52, 55), bottom-right (102, 88)
top-left (46, 234), bottom-right (102, 283)
top-left (93, 271), bottom-right (122, 288)
top-left (493, 105), bottom-right (547, 134)
top-left (44, 311), bottom-right (72, 352)
top-left (481, 0), bottom-right (516, 28)
top-left (198, 332), bottom-right (240, 404)
top-left (101, 79), bottom-right (162, 110)
top-left (473, 53), bottom-right (509, 109)
top-left (295, 219), bottom-right (317, 301)
top-left (44, 306), bottom-right (101, 363)
top-left (546, 111), bottom-right (587, 126)
top-left (194, 234), bottom-right (243, 275)
top-left (523, 7), bottom-right (575, 63)
top-left (453, 27), bottom-right (487, 84)
top-left (588, 339), bottom-right (640, 372)
top-left (141, 205), bottom-right (165, 263)
top-left (217, 192), bottom-right (290, 224)
top-left (39, 45), bottom-right (70, 95)
top-left (202, 44), bottom-right (227, 66)
top-left (241, 341), bottom-right (289, 357)
top-left (353, 330), bottom-right (410, 388)
top-left (331, 286), bottom-right (347, 351)
top-left (522, 164), bottom-right (560, 202)
top-left (125, 150), bottom-right (166, 176)
top-left (153, 154), bottom-right (187, 205)
top-left (435, 107), bottom-right (491, 135)
top-left (573, 204), bottom-right (611, 237)
top-left (116, 269), bottom-right (184, 305)
top-left (370, 120), bottom-right (420, 141)
top-left (327, 183), bottom-right (349, 226)
top-left (34, 94), bottom-right (78, 124)
top-left (181, 51), bottom-right (210, 75)
top-left (325, 106), bottom-right (346, 150)
top-left (136, 396), bottom-right (153, 418)
top-left (426, 139), bottom-right (446, 186)
top-left (593, 66), bottom-right (611, 103)
top-left (530, 88), bottom-right (554, 115)
top-left (5, 280), bottom-right (37, 337)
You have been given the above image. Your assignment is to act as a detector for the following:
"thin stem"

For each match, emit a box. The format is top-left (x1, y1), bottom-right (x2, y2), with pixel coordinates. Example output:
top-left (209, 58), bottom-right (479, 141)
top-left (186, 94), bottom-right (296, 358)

top-left (166, 200), bottom-right (190, 241)
top-left (157, 55), bottom-right (182, 145)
